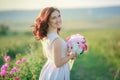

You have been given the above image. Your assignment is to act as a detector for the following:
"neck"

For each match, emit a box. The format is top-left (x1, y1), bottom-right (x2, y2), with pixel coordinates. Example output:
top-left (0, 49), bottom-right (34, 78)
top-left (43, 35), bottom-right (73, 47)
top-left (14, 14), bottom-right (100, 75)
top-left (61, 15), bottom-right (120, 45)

top-left (48, 26), bottom-right (57, 34)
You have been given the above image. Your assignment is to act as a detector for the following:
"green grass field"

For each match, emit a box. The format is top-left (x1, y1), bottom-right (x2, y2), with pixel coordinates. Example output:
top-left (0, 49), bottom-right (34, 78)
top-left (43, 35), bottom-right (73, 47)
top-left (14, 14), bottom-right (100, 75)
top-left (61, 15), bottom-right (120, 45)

top-left (0, 28), bottom-right (120, 80)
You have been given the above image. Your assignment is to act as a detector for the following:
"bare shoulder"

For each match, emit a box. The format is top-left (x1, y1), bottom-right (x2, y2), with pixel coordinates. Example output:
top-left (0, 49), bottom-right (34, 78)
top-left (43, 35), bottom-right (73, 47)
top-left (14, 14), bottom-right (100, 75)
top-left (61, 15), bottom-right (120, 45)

top-left (52, 37), bottom-right (63, 55)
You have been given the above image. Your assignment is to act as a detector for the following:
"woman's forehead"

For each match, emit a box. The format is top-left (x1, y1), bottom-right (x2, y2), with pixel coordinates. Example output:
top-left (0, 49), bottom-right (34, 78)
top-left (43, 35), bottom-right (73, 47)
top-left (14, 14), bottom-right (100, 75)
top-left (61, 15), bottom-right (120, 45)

top-left (50, 10), bottom-right (60, 17)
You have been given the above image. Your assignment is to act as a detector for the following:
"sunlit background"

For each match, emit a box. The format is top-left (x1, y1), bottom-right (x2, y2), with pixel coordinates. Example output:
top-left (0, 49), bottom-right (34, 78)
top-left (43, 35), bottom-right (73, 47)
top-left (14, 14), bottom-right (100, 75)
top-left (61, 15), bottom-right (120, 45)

top-left (0, 0), bottom-right (120, 30)
top-left (0, 0), bottom-right (120, 10)
top-left (0, 0), bottom-right (120, 80)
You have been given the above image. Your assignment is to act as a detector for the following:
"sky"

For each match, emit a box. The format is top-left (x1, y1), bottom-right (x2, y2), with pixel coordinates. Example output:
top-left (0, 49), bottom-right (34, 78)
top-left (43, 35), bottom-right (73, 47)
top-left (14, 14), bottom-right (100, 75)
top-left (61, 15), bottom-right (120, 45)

top-left (0, 0), bottom-right (120, 11)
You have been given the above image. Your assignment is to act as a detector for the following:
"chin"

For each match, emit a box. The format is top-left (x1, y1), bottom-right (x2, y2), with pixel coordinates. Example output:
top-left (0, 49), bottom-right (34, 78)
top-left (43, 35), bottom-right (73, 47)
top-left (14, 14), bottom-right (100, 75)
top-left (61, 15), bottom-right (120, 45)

top-left (53, 24), bottom-right (61, 28)
top-left (56, 25), bottom-right (61, 28)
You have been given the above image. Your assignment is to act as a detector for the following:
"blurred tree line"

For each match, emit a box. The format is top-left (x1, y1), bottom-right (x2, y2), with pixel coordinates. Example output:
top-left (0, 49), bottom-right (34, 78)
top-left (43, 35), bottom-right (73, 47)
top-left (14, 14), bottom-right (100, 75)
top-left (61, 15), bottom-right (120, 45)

top-left (0, 24), bottom-right (9, 35)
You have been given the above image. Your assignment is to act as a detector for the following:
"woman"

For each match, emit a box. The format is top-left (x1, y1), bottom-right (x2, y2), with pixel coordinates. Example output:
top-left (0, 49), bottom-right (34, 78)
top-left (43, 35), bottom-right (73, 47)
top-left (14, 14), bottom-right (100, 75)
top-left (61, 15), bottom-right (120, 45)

top-left (33, 7), bottom-right (77, 80)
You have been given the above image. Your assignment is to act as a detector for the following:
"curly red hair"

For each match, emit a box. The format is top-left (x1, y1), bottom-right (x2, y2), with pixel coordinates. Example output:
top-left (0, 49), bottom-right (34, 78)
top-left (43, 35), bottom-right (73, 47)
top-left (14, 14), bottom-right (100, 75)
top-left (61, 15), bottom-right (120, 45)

top-left (32, 7), bottom-right (61, 40)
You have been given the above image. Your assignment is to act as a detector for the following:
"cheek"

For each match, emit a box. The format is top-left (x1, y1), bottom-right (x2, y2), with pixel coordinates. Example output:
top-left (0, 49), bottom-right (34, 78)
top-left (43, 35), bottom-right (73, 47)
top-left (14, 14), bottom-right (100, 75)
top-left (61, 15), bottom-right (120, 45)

top-left (59, 19), bottom-right (62, 24)
top-left (48, 18), bottom-right (62, 28)
top-left (49, 20), bottom-right (56, 26)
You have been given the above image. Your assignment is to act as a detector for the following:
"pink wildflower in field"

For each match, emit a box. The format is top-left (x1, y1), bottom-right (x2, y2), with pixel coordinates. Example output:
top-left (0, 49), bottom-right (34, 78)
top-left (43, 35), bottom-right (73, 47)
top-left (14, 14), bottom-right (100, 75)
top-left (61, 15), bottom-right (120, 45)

top-left (1, 63), bottom-right (9, 71)
top-left (0, 55), bottom-right (27, 79)
top-left (16, 60), bottom-right (21, 65)
top-left (4, 55), bottom-right (10, 62)
top-left (21, 57), bottom-right (26, 63)
top-left (10, 71), bottom-right (14, 77)
top-left (15, 76), bottom-right (20, 80)
top-left (0, 70), bottom-right (6, 77)
top-left (12, 67), bottom-right (20, 73)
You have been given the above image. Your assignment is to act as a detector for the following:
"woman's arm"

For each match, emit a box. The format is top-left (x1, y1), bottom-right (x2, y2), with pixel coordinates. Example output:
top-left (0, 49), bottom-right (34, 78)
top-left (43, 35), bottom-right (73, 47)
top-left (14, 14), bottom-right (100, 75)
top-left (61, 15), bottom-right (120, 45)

top-left (52, 38), bottom-right (77, 68)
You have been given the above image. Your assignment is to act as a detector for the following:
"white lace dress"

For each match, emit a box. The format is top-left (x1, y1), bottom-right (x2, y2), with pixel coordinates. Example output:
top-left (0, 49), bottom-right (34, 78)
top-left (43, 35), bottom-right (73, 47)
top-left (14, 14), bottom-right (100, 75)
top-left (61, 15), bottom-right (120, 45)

top-left (39, 32), bottom-right (70, 80)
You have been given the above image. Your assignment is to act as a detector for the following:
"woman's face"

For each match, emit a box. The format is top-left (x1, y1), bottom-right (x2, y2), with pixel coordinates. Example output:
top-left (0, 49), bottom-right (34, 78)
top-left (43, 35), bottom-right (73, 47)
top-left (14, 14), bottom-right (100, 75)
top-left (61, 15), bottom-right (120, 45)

top-left (48, 10), bottom-right (62, 29)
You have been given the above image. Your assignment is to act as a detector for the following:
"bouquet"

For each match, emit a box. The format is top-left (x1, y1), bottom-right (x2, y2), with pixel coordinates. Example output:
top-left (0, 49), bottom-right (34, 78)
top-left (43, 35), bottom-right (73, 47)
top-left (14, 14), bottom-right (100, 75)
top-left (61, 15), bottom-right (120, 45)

top-left (66, 34), bottom-right (88, 55)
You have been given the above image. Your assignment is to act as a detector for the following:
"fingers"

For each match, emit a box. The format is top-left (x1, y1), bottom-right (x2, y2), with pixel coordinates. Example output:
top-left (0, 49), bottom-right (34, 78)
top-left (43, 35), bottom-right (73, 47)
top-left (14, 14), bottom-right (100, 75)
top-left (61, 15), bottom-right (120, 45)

top-left (67, 53), bottom-right (70, 56)
top-left (72, 53), bottom-right (77, 57)
top-left (70, 53), bottom-right (77, 60)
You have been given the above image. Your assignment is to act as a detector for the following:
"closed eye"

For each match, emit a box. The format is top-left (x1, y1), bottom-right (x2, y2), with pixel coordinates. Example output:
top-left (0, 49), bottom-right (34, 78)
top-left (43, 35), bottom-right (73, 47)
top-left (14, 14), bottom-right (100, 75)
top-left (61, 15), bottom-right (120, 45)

top-left (52, 16), bottom-right (56, 19)
top-left (58, 14), bottom-right (61, 17)
top-left (51, 14), bottom-right (61, 20)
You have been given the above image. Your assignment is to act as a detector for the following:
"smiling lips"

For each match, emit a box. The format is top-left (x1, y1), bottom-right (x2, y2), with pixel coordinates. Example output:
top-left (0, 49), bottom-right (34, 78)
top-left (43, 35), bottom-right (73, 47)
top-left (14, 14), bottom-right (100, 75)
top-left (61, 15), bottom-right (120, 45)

top-left (56, 23), bottom-right (60, 25)
top-left (55, 21), bottom-right (61, 25)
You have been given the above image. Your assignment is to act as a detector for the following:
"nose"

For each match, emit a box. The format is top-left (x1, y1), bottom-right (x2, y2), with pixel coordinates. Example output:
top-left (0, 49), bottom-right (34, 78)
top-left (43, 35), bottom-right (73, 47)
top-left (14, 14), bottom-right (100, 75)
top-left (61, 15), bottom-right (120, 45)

top-left (57, 17), bottom-right (61, 23)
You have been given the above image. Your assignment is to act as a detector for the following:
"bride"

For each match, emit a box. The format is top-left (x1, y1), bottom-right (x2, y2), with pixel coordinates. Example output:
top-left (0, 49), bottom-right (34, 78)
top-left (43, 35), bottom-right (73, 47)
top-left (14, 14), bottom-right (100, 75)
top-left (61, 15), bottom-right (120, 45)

top-left (32, 7), bottom-right (77, 80)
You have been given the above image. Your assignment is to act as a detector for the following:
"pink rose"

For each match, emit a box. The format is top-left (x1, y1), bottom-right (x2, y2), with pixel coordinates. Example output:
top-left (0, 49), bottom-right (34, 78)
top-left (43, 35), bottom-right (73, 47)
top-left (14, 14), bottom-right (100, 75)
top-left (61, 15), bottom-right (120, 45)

top-left (83, 44), bottom-right (88, 51)
top-left (4, 55), bottom-right (10, 62)
top-left (66, 36), bottom-right (71, 41)
top-left (22, 58), bottom-right (26, 63)
top-left (81, 38), bottom-right (86, 43)
top-left (16, 60), bottom-right (21, 65)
